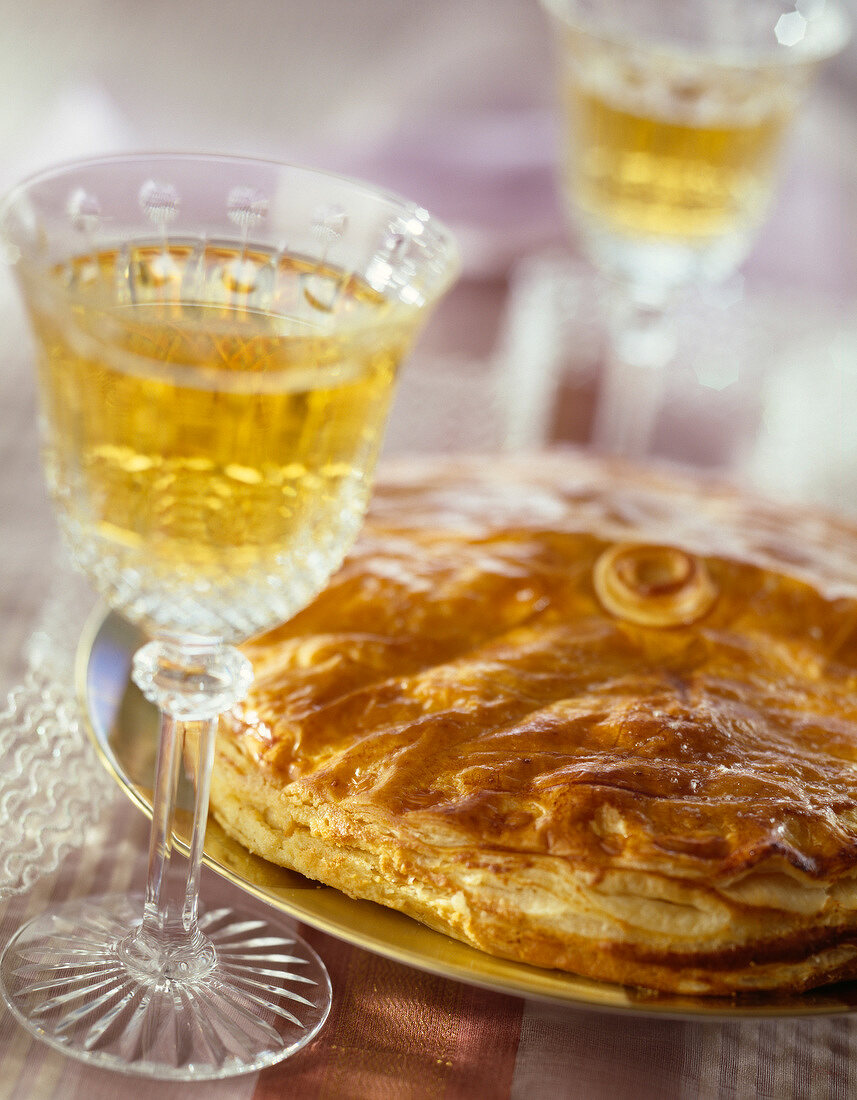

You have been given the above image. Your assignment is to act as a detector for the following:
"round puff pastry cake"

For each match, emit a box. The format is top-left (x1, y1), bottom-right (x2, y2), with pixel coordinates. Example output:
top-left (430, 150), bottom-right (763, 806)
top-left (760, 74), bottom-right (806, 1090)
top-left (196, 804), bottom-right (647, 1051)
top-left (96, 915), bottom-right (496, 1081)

top-left (207, 452), bottom-right (857, 996)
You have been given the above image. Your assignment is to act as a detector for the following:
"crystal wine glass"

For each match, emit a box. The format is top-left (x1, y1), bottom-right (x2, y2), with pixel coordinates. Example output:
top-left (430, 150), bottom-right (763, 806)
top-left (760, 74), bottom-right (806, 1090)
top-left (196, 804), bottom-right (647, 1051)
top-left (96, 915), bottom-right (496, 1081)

top-left (0, 153), bottom-right (458, 1079)
top-left (540, 0), bottom-right (850, 457)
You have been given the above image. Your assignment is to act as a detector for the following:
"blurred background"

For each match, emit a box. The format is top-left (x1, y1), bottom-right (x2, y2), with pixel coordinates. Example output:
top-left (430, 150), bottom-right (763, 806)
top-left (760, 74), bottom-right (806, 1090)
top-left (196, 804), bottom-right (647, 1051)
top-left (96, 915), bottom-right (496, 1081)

top-left (0, 1), bottom-right (854, 281)
top-left (2, 0), bottom-right (857, 676)
top-left (0, 0), bottom-right (563, 269)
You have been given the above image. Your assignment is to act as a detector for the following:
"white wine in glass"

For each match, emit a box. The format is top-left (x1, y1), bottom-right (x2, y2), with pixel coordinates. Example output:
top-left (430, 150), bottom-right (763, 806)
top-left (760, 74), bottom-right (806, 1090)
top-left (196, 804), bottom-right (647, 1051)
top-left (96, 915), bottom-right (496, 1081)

top-left (0, 154), bottom-right (459, 1080)
top-left (33, 243), bottom-right (409, 639)
top-left (541, 0), bottom-right (850, 457)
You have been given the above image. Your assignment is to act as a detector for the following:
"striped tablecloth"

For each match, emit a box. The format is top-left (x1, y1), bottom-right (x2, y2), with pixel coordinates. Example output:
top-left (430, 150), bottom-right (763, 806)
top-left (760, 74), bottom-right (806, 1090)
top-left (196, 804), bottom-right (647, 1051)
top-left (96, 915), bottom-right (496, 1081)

top-left (1, 751), bottom-right (857, 1100)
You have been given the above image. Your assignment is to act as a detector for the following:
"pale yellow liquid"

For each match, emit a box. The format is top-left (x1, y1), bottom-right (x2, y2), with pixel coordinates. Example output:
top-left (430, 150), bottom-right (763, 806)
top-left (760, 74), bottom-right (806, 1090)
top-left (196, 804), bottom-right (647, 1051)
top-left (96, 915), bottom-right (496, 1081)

top-left (565, 85), bottom-right (790, 239)
top-left (30, 244), bottom-right (410, 639)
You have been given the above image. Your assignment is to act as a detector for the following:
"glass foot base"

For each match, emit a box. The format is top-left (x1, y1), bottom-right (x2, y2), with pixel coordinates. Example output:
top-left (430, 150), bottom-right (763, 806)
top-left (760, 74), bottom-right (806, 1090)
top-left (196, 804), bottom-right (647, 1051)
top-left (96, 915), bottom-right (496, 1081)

top-left (0, 894), bottom-right (331, 1080)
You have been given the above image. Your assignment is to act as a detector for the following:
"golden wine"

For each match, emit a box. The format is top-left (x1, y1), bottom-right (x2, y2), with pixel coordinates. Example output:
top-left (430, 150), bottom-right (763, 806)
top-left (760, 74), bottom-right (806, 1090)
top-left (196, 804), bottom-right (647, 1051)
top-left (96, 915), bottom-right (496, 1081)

top-left (30, 244), bottom-right (410, 639)
top-left (559, 35), bottom-right (803, 244)
top-left (565, 87), bottom-right (789, 239)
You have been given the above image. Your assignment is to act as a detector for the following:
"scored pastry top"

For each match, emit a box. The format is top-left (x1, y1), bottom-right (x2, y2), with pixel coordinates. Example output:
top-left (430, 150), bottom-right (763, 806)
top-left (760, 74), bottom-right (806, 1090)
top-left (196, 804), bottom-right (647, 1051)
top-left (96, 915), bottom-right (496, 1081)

top-left (229, 453), bottom-right (857, 903)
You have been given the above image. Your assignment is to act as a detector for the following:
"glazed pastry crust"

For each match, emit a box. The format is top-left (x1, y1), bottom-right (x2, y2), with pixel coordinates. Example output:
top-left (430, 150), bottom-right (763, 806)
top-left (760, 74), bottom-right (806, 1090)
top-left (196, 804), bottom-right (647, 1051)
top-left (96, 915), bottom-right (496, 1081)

top-left (207, 453), bottom-right (857, 995)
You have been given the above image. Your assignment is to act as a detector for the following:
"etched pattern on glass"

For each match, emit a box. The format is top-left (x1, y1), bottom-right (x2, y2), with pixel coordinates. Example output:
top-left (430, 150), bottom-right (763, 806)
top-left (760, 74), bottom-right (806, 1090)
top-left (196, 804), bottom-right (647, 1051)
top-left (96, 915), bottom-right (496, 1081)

top-left (0, 895), bottom-right (330, 1079)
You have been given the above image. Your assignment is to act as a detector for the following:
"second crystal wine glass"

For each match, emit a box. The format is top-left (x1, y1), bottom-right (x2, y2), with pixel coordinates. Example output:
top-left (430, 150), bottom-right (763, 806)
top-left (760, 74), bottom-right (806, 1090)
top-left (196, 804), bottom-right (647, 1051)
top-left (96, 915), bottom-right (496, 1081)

top-left (0, 154), bottom-right (458, 1079)
top-left (541, 0), bottom-right (850, 457)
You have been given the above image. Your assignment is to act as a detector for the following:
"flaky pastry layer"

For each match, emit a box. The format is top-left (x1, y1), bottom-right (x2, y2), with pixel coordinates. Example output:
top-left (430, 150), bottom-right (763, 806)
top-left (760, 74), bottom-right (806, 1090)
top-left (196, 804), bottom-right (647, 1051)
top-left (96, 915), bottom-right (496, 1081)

top-left (208, 453), bottom-right (857, 995)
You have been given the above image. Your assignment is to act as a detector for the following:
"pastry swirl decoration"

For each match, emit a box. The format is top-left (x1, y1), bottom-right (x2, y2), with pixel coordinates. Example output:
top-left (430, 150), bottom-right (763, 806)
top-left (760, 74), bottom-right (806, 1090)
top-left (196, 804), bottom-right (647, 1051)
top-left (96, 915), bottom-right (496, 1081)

top-left (593, 543), bottom-right (718, 627)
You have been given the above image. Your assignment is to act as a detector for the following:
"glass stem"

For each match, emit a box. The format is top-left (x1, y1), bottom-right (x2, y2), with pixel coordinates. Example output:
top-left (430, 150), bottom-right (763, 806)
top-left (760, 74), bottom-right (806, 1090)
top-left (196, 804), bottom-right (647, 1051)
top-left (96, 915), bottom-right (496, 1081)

top-left (119, 638), bottom-right (253, 983)
top-left (592, 281), bottom-right (679, 459)
top-left (139, 711), bottom-right (215, 942)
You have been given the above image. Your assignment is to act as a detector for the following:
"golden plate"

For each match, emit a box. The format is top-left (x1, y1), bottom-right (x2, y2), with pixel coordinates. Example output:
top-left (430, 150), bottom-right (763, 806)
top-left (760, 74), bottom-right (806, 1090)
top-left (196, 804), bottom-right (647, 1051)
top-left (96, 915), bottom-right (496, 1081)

top-left (78, 605), bottom-right (857, 1020)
